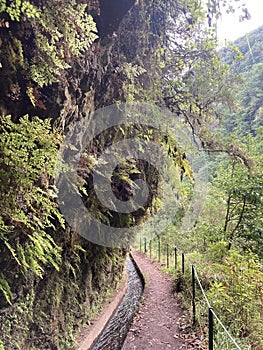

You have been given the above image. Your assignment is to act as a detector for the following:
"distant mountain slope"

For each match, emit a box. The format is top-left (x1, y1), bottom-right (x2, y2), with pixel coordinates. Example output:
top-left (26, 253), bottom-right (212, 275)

top-left (220, 26), bottom-right (263, 135)
top-left (220, 25), bottom-right (263, 73)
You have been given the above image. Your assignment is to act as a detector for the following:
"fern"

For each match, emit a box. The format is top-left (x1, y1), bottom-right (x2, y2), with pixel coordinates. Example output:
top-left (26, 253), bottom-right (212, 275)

top-left (0, 115), bottom-right (64, 301)
top-left (0, 0), bottom-right (98, 87)
top-left (3, 0), bottom-right (40, 21)
top-left (0, 274), bottom-right (12, 305)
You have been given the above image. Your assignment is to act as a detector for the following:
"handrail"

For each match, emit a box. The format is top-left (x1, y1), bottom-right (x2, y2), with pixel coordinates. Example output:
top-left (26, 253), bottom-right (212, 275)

top-left (138, 237), bottom-right (243, 350)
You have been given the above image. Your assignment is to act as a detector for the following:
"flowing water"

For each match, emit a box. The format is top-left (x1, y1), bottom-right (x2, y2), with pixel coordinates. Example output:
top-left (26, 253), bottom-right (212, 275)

top-left (91, 257), bottom-right (143, 350)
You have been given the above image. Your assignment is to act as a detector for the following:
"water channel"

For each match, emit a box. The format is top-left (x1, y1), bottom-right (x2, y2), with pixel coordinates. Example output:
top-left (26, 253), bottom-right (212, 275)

top-left (90, 257), bottom-right (144, 350)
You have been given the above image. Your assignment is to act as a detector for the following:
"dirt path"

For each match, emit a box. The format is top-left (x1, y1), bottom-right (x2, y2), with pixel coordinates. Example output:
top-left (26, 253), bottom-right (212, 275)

top-left (122, 250), bottom-right (199, 350)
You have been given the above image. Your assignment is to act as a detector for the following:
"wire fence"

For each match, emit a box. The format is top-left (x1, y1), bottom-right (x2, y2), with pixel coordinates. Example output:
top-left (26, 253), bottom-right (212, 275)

top-left (137, 236), bottom-right (242, 350)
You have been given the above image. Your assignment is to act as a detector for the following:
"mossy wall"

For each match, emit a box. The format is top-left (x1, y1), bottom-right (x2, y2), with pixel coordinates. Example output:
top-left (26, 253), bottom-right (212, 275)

top-left (0, 0), bottom-right (167, 348)
top-left (0, 232), bottom-right (126, 349)
top-left (0, 2), bottom-right (133, 349)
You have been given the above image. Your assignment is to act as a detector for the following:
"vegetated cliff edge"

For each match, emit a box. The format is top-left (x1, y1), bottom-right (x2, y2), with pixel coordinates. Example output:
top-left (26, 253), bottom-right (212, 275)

top-left (0, 0), bottom-right (171, 349)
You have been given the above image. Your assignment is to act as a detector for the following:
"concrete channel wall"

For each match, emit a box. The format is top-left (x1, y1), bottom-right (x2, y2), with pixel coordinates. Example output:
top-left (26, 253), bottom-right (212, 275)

top-left (74, 250), bottom-right (145, 350)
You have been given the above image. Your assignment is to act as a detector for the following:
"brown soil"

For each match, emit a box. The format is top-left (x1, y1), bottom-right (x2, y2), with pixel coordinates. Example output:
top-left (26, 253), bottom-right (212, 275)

top-left (122, 249), bottom-right (204, 350)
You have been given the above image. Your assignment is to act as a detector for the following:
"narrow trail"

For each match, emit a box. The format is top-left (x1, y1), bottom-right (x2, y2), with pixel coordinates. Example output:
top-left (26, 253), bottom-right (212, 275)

top-left (122, 250), bottom-right (200, 350)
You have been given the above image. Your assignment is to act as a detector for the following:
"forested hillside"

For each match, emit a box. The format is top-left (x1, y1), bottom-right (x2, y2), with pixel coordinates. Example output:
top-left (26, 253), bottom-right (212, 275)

top-left (153, 25), bottom-right (263, 349)
top-left (221, 25), bottom-right (263, 73)
top-left (221, 25), bottom-right (263, 134)
top-left (0, 1), bottom-right (262, 349)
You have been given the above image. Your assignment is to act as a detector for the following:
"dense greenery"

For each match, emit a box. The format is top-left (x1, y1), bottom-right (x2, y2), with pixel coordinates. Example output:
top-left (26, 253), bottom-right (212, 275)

top-left (0, 0), bottom-right (97, 87)
top-left (0, 116), bottom-right (63, 303)
top-left (0, 1), bottom-right (126, 349)
top-left (221, 25), bottom-right (263, 73)
top-left (0, 0), bottom-right (262, 349)
top-left (220, 26), bottom-right (263, 135)
top-left (156, 24), bottom-right (263, 349)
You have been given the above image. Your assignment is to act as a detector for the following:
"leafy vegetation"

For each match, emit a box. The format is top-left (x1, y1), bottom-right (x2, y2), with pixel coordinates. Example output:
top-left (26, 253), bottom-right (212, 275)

top-left (0, 0), bottom-right (98, 88)
top-left (0, 0), bottom-right (262, 349)
top-left (220, 27), bottom-right (263, 136)
top-left (0, 116), bottom-right (63, 300)
top-left (208, 252), bottom-right (263, 347)
top-left (151, 21), bottom-right (263, 349)
top-left (221, 25), bottom-right (263, 73)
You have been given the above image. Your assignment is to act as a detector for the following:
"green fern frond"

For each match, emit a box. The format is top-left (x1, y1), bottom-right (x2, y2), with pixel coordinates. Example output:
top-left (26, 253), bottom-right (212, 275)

top-left (0, 274), bottom-right (12, 305)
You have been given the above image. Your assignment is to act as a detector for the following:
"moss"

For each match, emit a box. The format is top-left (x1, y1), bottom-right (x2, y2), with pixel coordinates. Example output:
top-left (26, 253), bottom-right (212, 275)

top-left (0, 1), bottom-right (185, 349)
top-left (0, 242), bottom-right (126, 349)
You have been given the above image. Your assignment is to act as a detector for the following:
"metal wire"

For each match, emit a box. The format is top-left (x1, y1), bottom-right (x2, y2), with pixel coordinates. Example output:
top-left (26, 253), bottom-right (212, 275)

top-left (141, 242), bottom-right (243, 350)
top-left (193, 267), bottom-right (211, 307)
top-left (211, 309), bottom-right (242, 350)
top-left (193, 266), bottom-right (242, 350)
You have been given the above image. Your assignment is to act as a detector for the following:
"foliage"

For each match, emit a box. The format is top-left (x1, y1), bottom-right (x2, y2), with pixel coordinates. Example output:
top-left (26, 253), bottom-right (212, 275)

top-left (0, 0), bottom-right (261, 348)
top-left (222, 62), bottom-right (263, 135)
top-left (210, 130), bottom-right (263, 256)
top-left (161, 2), bottom-right (239, 154)
top-left (219, 27), bottom-right (263, 135)
top-left (221, 26), bottom-right (263, 74)
top-left (0, 0), bottom-right (98, 87)
top-left (208, 252), bottom-right (263, 349)
top-left (0, 115), bottom-right (64, 302)
top-left (0, 273), bottom-right (12, 305)
top-left (0, 0), bottom-right (40, 21)
top-left (116, 63), bottom-right (147, 102)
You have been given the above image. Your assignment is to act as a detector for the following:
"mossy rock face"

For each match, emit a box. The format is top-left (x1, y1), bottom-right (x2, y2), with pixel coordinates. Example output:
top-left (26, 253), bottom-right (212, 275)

top-left (0, 0), bottom-right (175, 348)
top-left (0, 5), bottom-right (128, 345)
top-left (0, 237), bottom-right (126, 349)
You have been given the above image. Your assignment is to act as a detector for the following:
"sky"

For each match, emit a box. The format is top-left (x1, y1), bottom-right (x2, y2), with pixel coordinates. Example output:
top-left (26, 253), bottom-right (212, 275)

top-left (216, 0), bottom-right (263, 43)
